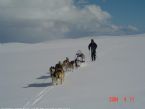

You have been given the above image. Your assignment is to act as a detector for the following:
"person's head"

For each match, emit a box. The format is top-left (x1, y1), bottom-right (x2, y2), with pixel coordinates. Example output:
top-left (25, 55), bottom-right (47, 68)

top-left (58, 61), bottom-right (61, 64)
top-left (91, 39), bottom-right (94, 43)
top-left (66, 57), bottom-right (69, 62)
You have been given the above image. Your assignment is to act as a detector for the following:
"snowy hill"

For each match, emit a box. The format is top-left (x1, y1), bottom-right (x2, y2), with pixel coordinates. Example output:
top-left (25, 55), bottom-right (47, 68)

top-left (0, 34), bottom-right (145, 109)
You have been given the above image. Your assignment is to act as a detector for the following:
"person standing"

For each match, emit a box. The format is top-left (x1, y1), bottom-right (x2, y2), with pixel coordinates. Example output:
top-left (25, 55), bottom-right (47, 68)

top-left (88, 39), bottom-right (97, 61)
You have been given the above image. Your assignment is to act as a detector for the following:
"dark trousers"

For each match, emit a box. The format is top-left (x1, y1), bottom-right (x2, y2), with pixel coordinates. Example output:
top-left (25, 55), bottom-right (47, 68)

top-left (91, 50), bottom-right (96, 61)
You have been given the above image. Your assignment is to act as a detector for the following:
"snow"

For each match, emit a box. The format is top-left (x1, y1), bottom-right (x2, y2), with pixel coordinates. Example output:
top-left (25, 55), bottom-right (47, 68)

top-left (0, 34), bottom-right (145, 109)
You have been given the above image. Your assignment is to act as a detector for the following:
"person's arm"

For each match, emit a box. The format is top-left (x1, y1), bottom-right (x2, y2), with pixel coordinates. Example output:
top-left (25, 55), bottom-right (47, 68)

top-left (95, 43), bottom-right (97, 49)
top-left (88, 43), bottom-right (91, 50)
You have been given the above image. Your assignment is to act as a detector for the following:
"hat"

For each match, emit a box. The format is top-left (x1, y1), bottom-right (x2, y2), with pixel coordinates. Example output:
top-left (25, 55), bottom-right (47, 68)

top-left (91, 39), bottom-right (94, 42)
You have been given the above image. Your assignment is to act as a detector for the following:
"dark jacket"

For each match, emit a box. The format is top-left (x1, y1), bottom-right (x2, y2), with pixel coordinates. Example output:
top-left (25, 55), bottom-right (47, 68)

top-left (88, 42), bottom-right (97, 52)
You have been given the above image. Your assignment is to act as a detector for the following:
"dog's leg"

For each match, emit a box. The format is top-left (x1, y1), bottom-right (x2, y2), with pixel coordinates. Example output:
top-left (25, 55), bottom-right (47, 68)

top-left (56, 78), bottom-right (58, 85)
top-left (52, 77), bottom-right (56, 85)
top-left (63, 72), bottom-right (65, 81)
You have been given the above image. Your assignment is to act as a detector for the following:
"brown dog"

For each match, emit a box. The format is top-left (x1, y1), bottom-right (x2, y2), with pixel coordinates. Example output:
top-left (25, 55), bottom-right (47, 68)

top-left (52, 69), bottom-right (64, 85)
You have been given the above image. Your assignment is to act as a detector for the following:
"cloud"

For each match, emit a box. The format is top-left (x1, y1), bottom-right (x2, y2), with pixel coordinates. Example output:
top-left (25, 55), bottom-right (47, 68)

top-left (77, 0), bottom-right (88, 5)
top-left (0, 0), bottom-right (138, 43)
top-left (127, 25), bottom-right (138, 31)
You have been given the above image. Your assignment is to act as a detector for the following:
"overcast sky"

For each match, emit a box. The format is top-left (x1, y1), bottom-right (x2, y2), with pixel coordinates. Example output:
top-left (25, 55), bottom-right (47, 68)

top-left (0, 0), bottom-right (144, 43)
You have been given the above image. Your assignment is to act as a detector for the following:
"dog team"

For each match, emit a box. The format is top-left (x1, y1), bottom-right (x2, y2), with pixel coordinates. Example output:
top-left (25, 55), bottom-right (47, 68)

top-left (49, 50), bottom-right (85, 85)
top-left (49, 39), bottom-right (97, 85)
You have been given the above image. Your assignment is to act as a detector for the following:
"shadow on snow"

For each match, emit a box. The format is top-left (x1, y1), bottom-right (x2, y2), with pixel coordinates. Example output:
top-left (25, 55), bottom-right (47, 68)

top-left (23, 72), bottom-right (53, 88)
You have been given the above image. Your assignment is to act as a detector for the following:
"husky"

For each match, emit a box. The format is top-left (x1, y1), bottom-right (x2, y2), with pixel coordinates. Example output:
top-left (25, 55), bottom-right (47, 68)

top-left (51, 61), bottom-right (65, 85)
top-left (52, 69), bottom-right (65, 85)
top-left (75, 50), bottom-right (85, 68)
top-left (67, 60), bottom-right (75, 71)
top-left (62, 57), bottom-right (69, 72)
top-left (49, 66), bottom-right (55, 76)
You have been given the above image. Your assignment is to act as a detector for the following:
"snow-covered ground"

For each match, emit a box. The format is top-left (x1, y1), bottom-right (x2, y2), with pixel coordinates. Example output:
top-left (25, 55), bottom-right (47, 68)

top-left (0, 34), bottom-right (145, 109)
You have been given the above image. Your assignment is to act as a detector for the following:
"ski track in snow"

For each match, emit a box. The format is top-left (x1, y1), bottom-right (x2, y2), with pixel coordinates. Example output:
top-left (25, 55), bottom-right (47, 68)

top-left (23, 86), bottom-right (54, 108)
top-left (23, 62), bottom-right (88, 108)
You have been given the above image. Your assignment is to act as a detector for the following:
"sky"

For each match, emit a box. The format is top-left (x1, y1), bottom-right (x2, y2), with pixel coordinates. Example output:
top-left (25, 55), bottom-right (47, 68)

top-left (86, 0), bottom-right (145, 32)
top-left (0, 0), bottom-right (144, 43)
